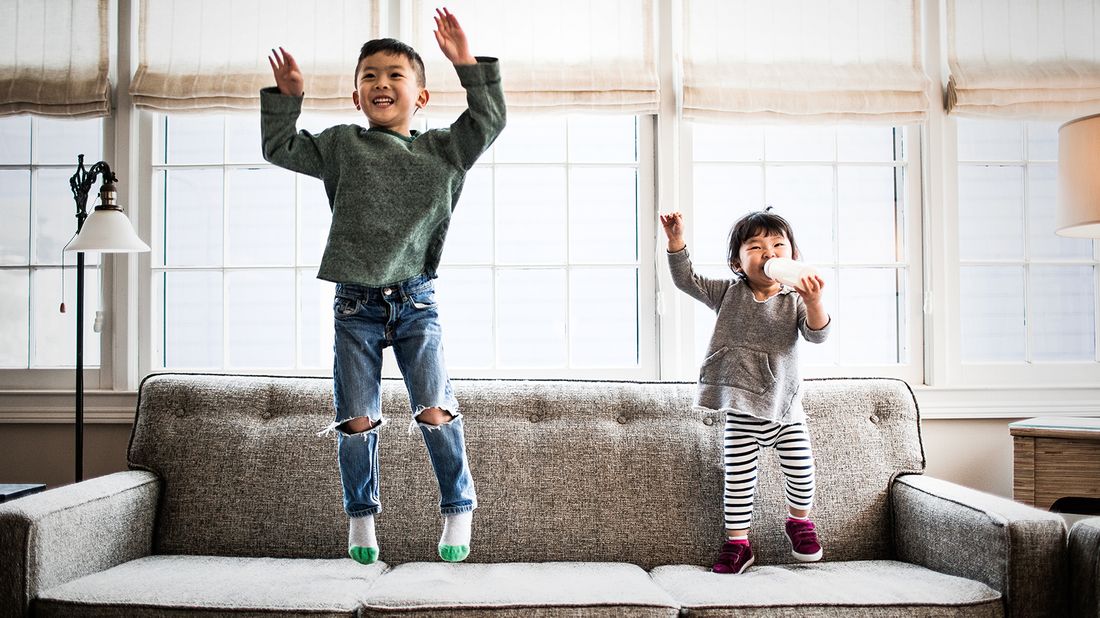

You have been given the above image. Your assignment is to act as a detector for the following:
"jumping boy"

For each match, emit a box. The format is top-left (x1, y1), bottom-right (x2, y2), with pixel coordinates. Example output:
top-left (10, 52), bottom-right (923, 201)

top-left (261, 7), bottom-right (505, 564)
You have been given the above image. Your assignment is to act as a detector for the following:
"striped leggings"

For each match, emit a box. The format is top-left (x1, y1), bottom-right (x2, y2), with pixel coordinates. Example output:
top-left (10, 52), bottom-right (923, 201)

top-left (723, 412), bottom-right (816, 531)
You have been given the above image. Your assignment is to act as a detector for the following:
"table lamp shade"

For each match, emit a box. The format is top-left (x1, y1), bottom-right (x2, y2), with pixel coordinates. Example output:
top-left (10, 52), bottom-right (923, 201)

top-left (1058, 113), bottom-right (1100, 238)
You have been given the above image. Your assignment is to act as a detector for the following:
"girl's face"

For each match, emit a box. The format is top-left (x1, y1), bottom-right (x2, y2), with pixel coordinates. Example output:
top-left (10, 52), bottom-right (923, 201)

top-left (734, 230), bottom-right (793, 290)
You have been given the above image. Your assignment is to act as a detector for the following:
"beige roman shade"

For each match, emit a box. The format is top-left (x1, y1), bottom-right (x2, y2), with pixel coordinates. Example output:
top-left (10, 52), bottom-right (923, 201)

top-left (409, 0), bottom-right (659, 115)
top-left (0, 0), bottom-right (111, 118)
top-left (131, 0), bottom-right (379, 112)
top-left (946, 0), bottom-right (1100, 119)
top-left (683, 0), bottom-right (930, 124)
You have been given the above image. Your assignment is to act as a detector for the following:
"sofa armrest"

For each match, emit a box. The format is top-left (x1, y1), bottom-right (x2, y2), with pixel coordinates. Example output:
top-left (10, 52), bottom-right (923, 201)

top-left (0, 471), bottom-right (160, 618)
top-left (891, 474), bottom-right (1067, 618)
top-left (1070, 517), bottom-right (1100, 618)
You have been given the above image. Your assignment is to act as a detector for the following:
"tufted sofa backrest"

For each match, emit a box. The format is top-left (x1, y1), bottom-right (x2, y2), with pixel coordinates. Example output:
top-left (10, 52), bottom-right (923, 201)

top-left (129, 375), bottom-right (924, 568)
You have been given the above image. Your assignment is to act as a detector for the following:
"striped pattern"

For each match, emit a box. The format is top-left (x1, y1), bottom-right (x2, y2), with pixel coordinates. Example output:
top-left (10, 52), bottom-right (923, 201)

top-left (723, 413), bottom-right (815, 531)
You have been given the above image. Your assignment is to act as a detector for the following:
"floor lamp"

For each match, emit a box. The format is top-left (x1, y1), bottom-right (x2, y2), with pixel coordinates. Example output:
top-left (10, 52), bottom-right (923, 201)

top-left (64, 155), bottom-right (149, 482)
top-left (1057, 113), bottom-right (1100, 239)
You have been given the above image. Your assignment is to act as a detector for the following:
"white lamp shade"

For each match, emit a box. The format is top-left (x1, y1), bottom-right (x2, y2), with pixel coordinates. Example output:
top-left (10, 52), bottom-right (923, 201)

top-left (66, 207), bottom-right (151, 253)
top-left (1057, 113), bottom-right (1100, 238)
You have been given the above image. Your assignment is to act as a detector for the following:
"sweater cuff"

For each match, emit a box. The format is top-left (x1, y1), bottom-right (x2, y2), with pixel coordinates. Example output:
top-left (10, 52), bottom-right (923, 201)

top-left (260, 86), bottom-right (304, 113)
top-left (455, 57), bottom-right (500, 87)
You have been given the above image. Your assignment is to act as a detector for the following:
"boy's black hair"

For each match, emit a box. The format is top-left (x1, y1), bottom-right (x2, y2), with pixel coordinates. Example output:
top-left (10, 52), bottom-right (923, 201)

top-left (726, 207), bottom-right (800, 275)
top-left (355, 38), bottom-right (426, 88)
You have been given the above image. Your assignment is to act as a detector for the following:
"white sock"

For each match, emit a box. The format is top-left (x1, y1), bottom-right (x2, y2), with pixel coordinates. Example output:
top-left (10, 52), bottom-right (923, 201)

top-left (440, 512), bottom-right (472, 548)
top-left (349, 515), bottom-right (377, 549)
top-left (788, 514), bottom-right (810, 521)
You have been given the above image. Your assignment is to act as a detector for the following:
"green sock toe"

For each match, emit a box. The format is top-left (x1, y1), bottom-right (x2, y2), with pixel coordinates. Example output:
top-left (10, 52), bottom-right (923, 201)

top-left (438, 544), bottom-right (470, 562)
top-left (349, 545), bottom-right (379, 565)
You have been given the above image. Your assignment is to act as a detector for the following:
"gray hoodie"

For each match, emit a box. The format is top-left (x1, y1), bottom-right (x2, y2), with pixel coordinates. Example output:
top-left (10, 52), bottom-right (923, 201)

top-left (667, 247), bottom-right (830, 424)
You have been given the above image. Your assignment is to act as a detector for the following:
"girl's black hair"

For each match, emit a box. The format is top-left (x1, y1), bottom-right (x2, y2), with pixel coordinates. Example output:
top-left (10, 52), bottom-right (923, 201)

top-left (355, 38), bottom-right (426, 87)
top-left (726, 207), bottom-right (800, 275)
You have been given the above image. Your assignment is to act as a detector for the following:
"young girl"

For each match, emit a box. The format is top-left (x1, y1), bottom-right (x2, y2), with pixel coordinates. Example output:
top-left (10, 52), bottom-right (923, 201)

top-left (660, 207), bottom-right (830, 575)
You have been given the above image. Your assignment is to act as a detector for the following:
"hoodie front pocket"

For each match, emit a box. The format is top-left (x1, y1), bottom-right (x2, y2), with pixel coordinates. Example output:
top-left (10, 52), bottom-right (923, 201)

top-left (699, 346), bottom-right (776, 395)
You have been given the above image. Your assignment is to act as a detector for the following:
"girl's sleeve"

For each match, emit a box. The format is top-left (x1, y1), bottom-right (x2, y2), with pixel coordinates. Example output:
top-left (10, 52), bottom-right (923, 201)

top-left (797, 296), bottom-right (831, 343)
top-left (260, 87), bottom-right (329, 179)
top-left (666, 247), bottom-right (732, 311)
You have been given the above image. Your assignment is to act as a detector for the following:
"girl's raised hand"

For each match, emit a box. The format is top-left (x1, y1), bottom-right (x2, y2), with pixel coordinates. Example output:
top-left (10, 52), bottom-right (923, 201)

top-left (659, 212), bottom-right (686, 252)
top-left (434, 8), bottom-right (477, 66)
top-left (268, 47), bottom-right (304, 97)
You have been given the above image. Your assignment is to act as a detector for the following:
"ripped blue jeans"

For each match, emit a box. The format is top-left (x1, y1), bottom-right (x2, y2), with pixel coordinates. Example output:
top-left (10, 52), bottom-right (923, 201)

top-left (328, 274), bottom-right (476, 517)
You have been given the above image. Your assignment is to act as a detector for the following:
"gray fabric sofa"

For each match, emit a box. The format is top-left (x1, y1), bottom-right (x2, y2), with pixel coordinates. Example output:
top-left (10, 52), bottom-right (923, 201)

top-left (0, 374), bottom-right (1068, 617)
top-left (1070, 517), bottom-right (1100, 617)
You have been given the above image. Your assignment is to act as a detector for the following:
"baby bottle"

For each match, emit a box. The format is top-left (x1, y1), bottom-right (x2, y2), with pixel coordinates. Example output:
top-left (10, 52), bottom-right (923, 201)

top-left (763, 257), bottom-right (818, 288)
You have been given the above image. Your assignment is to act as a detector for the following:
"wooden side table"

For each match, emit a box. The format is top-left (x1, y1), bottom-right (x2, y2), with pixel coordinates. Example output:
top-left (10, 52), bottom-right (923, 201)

top-left (0, 483), bottom-right (47, 503)
top-left (1010, 417), bottom-right (1100, 513)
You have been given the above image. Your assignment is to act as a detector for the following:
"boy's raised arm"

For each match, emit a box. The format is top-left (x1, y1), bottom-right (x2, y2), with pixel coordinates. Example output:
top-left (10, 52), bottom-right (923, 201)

top-left (433, 8), bottom-right (477, 66)
top-left (268, 47), bottom-right (305, 96)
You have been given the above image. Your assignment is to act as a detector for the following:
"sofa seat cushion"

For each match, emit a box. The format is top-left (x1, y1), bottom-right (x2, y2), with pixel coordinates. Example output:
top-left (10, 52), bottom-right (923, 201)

top-left (361, 562), bottom-right (679, 617)
top-left (34, 555), bottom-right (386, 617)
top-left (650, 560), bottom-right (1003, 617)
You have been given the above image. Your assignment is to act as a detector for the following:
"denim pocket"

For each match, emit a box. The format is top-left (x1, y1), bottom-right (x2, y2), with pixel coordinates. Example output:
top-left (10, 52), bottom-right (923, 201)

top-left (700, 346), bottom-right (776, 395)
top-left (410, 288), bottom-right (437, 310)
top-left (334, 295), bottom-right (360, 318)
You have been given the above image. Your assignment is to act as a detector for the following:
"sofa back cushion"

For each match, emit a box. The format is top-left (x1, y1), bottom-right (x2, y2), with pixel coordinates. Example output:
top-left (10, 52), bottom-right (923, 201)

top-left (129, 375), bottom-right (923, 568)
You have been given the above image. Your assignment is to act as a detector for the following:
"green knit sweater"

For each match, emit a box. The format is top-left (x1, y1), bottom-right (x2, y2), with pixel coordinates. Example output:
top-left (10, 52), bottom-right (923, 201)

top-left (260, 58), bottom-right (506, 286)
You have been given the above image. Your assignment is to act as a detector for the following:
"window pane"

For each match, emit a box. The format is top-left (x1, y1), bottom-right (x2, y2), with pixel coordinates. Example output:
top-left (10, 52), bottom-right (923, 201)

top-left (568, 116), bottom-right (637, 163)
top-left (838, 166), bottom-right (900, 263)
top-left (167, 116), bottom-right (224, 165)
top-left (1028, 164), bottom-right (1092, 259)
top-left (161, 169), bottom-right (224, 266)
top-left (838, 268), bottom-right (904, 364)
top-left (958, 165), bottom-right (1024, 260)
top-left (765, 126), bottom-right (835, 162)
top-left (497, 268), bottom-right (566, 367)
top-left (37, 169), bottom-right (97, 266)
top-left (298, 272), bottom-right (335, 370)
top-left (766, 166), bottom-right (833, 262)
top-left (1030, 266), bottom-right (1095, 361)
top-left (442, 167), bottom-right (493, 265)
top-left (226, 168), bottom-right (295, 266)
top-left (299, 177), bottom-right (331, 267)
top-left (159, 271), bottom-right (223, 369)
top-left (693, 165), bottom-right (762, 265)
top-left (36, 118), bottom-right (102, 164)
top-left (435, 267), bottom-right (494, 368)
top-left (837, 126), bottom-right (897, 163)
top-left (226, 113), bottom-right (265, 164)
top-left (227, 270), bottom-right (295, 369)
top-left (496, 167), bottom-right (566, 264)
top-left (494, 117), bottom-right (565, 163)
top-left (0, 116), bottom-right (31, 165)
top-left (1026, 122), bottom-right (1058, 161)
top-left (0, 170), bottom-right (30, 265)
top-left (569, 167), bottom-right (637, 263)
top-left (960, 266), bottom-right (1025, 362)
top-left (0, 270), bottom-right (29, 367)
top-left (693, 123), bottom-right (764, 162)
top-left (570, 268), bottom-right (638, 367)
top-left (957, 119), bottom-right (1023, 161)
top-left (32, 267), bottom-right (99, 367)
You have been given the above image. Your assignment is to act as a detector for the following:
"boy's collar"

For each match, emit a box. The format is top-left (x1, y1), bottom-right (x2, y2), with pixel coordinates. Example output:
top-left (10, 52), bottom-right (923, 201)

top-left (365, 126), bottom-right (420, 142)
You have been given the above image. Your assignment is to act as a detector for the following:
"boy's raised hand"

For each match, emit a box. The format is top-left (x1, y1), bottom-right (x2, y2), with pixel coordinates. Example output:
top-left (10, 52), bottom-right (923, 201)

top-left (434, 8), bottom-right (477, 66)
top-left (268, 47), bottom-right (305, 97)
top-left (659, 212), bottom-right (687, 252)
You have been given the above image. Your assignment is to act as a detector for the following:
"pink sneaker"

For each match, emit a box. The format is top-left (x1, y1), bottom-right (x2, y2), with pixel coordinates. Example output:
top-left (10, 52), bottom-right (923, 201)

top-left (785, 518), bottom-right (823, 562)
top-left (712, 540), bottom-right (754, 574)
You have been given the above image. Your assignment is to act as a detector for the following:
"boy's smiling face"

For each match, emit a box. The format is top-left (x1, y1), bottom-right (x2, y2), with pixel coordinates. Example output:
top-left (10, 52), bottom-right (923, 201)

top-left (352, 52), bottom-right (429, 136)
